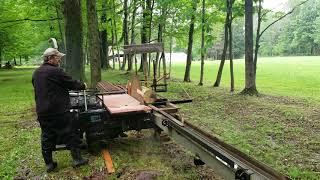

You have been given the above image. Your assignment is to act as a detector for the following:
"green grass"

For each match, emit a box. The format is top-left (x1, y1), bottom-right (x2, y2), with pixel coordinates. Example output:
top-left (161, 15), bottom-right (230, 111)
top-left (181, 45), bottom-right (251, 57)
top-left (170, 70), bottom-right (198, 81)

top-left (1, 56), bottom-right (319, 179)
top-left (162, 82), bottom-right (319, 179)
top-left (171, 56), bottom-right (320, 101)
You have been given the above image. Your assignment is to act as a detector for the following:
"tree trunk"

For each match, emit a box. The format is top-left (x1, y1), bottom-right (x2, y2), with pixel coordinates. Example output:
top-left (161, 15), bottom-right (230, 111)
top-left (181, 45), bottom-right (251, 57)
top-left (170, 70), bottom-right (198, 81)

top-left (254, 0), bottom-right (262, 76)
top-left (199, 0), bottom-right (205, 86)
top-left (147, 0), bottom-right (155, 76)
top-left (64, 0), bottom-right (85, 81)
top-left (111, 0), bottom-right (121, 70)
top-left (85, 38), bottom-right (89, 65)
top-left (13, 57), bottom-right (17, 66)
top-left (156, 7), bottom-right (166, 78)
top-left (229, 0), bottom-right (234, 92)
top-left (0, 48), bottom-right (2, 68)
top-left (100, 0), bottom-right (110, 69)
top-left (25, 55), bottom-right (29, 63)
top-left (121, 0), bottom-right (129, 70)
top-left (19, 56), bottom-right (22, 65)
top-left (55, 4), bottom-right (66, 53)
top-left (127, 0), bottom-right (137, 71)
top-left (87, 0), bottom-right (101, 88)
top-left (214, 5), bottom-right (229, 87)
top-left (168, 16), bottom-right (175, 79)
top-left (111, 27), bottom-right (116, 69)
top-left (55, 3), bottom-right (66, 69)
top-left (184, 0), bottom-right (197, 82)
top-left (241, 0), bottom-right (258, 95)
top-left (139, 0), bottom-right (150, 73)
top-left (156, 23), bottom-right (163, 78)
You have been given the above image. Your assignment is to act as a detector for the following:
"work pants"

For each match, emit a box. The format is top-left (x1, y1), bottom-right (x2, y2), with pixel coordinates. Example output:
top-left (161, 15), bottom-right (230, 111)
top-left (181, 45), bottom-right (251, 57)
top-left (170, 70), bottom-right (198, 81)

top-left (38, 112), bottom-right (81, 151)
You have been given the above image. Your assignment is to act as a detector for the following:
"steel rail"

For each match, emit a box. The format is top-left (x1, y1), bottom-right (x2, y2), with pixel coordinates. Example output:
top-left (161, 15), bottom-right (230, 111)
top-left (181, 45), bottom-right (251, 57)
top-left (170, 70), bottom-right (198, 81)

top-left (152, 109), bottom-right (290, 180)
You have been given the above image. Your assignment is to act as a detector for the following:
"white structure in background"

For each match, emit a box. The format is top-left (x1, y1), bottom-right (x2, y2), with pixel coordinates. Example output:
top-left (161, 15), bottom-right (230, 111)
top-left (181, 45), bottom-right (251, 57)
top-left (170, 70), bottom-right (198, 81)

top-left (263, 0), bottom-right (288, 11)
top-left (165, 52), bottom-right (187, 63)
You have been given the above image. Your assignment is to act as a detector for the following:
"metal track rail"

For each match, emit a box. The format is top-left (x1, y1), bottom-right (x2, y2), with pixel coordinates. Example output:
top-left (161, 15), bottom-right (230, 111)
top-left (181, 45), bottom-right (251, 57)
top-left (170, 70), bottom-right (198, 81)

top-left (152, 109), bottom-right (290, 180)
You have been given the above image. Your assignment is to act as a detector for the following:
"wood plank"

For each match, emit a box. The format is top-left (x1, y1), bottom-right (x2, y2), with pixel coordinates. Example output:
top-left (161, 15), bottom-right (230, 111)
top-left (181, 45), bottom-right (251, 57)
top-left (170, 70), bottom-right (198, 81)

top-left (123, 43), bottom-right (164, 54)
top-left (102, 149), bottom-right (115, 174)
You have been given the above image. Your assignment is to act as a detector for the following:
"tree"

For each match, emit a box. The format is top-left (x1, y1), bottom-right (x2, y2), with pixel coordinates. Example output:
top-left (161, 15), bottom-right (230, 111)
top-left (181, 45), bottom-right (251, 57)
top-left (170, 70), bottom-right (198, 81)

top-left (155, 2), bottom-right (167, 78)
top-left (254, 0), bottom-right (311, 76)
top-left (228, 0), bottom-right (234, 92)
top-left (139, 0), bottom-right (153, 74)
top-left (199, 0), bottom-right (205, 86)
top-left (127, 0), bottom-right (138, 71)
top-left (100, 0), bottom-right (111, 69)
top-left (241, 0), bottom-right (258, 95)
top-left (86, 0), bottom-right (101, 87)
top-left (184, 0), bottom-right (198, 82)
top-left (121, 0), bottom-right (129, 70)
top-left (111, 0), bottom-right (121, 70)
top-left (64, 0), bottom-right (85, 81)
top-left (213, 0), bottom-right (230, 87)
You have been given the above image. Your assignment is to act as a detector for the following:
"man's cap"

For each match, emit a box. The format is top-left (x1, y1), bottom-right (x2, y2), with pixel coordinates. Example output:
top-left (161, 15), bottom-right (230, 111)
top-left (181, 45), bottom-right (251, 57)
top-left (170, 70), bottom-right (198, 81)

top-left (42, 48), bottom-right (65, 58)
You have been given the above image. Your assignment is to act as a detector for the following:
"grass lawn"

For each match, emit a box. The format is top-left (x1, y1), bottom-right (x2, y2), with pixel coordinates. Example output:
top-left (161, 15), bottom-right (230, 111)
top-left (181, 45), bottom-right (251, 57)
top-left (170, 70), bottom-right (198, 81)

top-left (171, 56), bottom-right (320, 101)
top-left (0, 56), bottom-right (319, 179)
top-left (168, 56), bottom-right (319, 179)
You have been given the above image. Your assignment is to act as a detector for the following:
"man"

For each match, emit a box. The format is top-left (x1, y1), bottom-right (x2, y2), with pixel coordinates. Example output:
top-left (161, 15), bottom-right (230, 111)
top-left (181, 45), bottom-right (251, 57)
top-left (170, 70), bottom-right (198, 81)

top-left (32, 48), bottom-right (88, 172)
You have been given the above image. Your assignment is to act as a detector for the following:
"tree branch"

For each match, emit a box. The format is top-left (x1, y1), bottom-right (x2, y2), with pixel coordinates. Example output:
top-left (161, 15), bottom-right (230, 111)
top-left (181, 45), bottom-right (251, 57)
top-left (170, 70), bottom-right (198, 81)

top-left (259, 0), bottom-right (310, 37)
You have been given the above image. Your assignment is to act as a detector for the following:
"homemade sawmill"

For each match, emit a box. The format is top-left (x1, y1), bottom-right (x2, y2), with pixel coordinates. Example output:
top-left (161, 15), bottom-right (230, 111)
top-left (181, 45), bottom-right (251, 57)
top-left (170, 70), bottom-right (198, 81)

top-left (67, 76), bottom-right (290, 180)
top-left (47, 39), bottom-right (289, 179)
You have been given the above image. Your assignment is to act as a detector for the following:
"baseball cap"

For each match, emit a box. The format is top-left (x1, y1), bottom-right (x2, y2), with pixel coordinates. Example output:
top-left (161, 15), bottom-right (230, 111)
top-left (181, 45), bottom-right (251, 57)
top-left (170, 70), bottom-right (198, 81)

top-left (42, 48), bottom-right (66, 58)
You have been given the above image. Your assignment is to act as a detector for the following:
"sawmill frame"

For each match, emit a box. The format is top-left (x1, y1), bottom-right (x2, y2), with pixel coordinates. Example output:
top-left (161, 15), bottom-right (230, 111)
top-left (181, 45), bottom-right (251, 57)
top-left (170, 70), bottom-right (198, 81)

top-left (123, 43), bottom-right (168, 92)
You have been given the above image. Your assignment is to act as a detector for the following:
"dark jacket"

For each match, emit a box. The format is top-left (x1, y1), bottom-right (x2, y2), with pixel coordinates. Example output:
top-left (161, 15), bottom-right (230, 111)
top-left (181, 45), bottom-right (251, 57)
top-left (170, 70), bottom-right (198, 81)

top-left (32, 63), bottom-right (85, 116)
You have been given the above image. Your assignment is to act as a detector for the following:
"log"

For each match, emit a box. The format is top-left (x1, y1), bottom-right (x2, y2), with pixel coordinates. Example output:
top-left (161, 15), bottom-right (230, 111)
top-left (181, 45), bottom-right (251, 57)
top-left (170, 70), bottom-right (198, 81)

top-left (127, 75), bottom-right (156, 104)
top-left (137, 86), bottom-right (157, 104)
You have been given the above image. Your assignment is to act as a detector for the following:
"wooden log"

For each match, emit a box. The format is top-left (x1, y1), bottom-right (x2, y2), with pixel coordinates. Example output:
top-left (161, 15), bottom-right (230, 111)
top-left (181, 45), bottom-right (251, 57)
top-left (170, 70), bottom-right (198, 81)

top-left (127, 75), bottom-right (156, 104)
top-left (137, 86), bottom-right (157, 104)
top-left (127, 75), bottom-right (144, 104)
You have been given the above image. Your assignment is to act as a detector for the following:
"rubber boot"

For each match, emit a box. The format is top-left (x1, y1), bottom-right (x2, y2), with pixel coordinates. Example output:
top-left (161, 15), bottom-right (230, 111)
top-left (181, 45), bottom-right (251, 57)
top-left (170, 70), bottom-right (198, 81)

top-left (42, 150), bottom-right (57, 172)
top-left (70, 148), bottom-right (88, 167)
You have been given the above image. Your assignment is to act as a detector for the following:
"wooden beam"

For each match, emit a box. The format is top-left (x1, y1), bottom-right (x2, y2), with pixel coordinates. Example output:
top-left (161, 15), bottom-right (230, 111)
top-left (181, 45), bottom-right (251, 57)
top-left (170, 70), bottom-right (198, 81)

top-left (102, 149), bottom-right (115, 174)
top-left (123, 43), bottom-right (164, 54)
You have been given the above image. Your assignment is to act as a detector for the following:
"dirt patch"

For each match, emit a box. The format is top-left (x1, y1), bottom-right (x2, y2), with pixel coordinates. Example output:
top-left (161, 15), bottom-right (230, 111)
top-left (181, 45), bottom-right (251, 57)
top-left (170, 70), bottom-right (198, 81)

top-left (160, 141), bottom-right (222, 180)
top-left (259, 94), bottom-right (310, 106)
top-left (83, 170), bottom-right (107, 180)
top-left (1, 107), bottom-right (36, 117)
top-left (0, 78), bottom-right (13, 82)
top-left (14, 166), bottom-right (32, 180)
top-left (15, 119), bottom-right (39, 130)
top-left (117, 167), bottom-right (163, 180)
top-left (134, 170), bottom-right (163, 180)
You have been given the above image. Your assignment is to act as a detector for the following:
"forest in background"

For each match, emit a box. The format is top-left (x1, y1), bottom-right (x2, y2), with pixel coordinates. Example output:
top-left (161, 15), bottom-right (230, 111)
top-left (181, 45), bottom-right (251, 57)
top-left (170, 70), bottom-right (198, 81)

top-left (0, 1), bottom-right (319, 179)
top-left (0, 0), bottom-right (319, 65)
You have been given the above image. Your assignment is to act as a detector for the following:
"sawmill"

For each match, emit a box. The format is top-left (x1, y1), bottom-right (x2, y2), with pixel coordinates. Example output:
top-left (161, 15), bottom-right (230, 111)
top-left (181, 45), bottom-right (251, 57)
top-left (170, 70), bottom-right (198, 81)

top-left (60, 42), bottom-right (290, 180)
